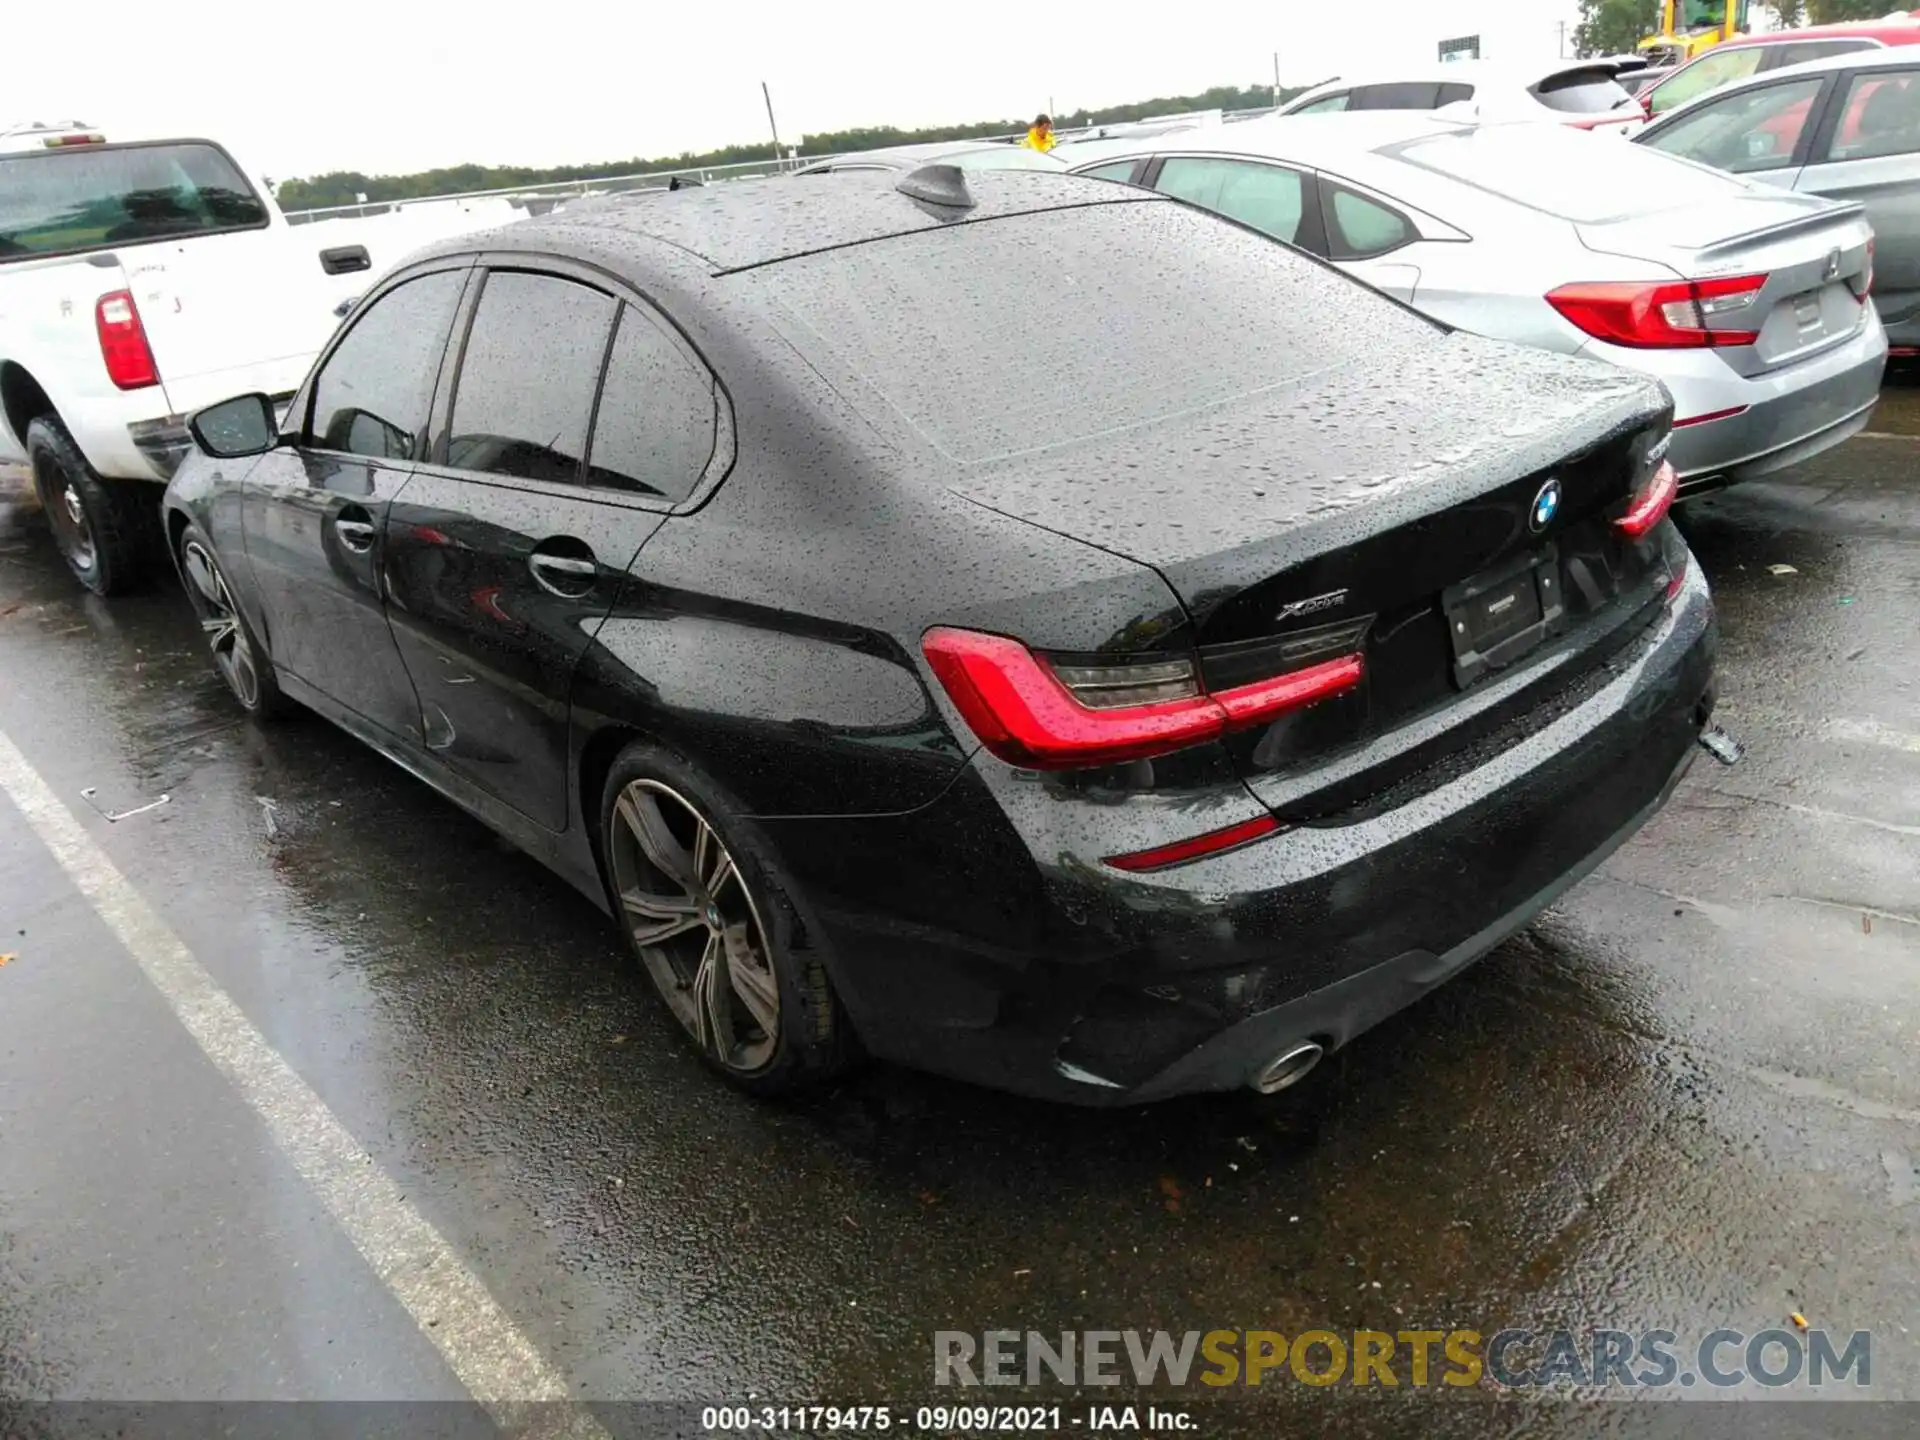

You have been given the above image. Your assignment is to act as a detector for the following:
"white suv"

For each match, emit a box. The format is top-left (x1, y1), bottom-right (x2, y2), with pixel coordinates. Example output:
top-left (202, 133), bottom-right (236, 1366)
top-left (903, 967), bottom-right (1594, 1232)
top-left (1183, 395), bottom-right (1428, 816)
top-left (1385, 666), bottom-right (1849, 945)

top-left (0, 123), bottom-right (376, 593)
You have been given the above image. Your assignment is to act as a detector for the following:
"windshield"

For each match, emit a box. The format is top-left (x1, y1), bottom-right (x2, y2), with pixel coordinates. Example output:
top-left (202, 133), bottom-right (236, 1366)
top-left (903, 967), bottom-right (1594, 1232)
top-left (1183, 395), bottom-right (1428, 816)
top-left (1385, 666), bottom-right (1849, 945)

top-left (0, 142), bottom-right (268, 263)
top-left (753, 201), bottom-right (1435, 465)
top-left (1397, 123), bottom-right (1747, 223)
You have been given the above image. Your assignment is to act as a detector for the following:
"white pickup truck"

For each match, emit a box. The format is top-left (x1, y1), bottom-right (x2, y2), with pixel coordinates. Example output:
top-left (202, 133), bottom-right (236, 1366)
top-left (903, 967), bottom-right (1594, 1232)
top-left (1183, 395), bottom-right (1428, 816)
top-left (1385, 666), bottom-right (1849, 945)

top-left (0, 121), bottom-right (503, 594)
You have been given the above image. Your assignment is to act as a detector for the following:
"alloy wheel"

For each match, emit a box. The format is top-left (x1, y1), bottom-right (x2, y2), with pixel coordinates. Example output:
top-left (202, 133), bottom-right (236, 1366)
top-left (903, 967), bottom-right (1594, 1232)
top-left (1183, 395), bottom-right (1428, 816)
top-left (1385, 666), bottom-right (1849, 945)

top-left (609, 779), bottom-right (781, 1073)
top-left (181, 539), bottom-right (262, 709)
top-left (34, 458), bottom-right (96, 576)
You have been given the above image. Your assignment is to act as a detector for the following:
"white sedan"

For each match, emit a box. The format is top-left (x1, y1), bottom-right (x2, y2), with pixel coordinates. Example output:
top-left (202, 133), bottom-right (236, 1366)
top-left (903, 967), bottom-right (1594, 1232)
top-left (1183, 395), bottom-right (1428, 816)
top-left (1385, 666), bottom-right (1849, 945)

top-left (1279, 60), bottom-right (1649, 136)
top-left (1065, 112), bottom-right (1885, 493)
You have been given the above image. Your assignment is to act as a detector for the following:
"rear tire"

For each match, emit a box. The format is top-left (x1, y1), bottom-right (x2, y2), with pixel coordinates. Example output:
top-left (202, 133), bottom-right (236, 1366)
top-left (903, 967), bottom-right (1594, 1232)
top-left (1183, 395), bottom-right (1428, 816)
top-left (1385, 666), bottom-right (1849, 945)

top-left (175, 521), bottom-right (292, 721)
top-left (600, 743), bottom-right (853, 1096)
top-left (26, 415), bottom-right (158, 596)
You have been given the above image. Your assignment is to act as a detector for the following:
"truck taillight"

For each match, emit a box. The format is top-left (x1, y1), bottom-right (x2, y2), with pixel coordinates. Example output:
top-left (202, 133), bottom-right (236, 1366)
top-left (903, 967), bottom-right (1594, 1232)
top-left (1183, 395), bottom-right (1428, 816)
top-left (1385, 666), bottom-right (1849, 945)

top-left (95, 290), bottom-right (159, 391)
top-left (921, 628), bottom-right (1363, 770)
top-left (1546, 274), bottom-right (1768, 349)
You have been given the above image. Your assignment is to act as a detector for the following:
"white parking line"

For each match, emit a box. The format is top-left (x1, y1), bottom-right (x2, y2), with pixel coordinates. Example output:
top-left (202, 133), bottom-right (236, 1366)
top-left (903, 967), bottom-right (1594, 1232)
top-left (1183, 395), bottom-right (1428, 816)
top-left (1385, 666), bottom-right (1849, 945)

top-left (0, 727), bottom-right (609, 1437)
top-left (1827, 716), bottom-right (1920, 755)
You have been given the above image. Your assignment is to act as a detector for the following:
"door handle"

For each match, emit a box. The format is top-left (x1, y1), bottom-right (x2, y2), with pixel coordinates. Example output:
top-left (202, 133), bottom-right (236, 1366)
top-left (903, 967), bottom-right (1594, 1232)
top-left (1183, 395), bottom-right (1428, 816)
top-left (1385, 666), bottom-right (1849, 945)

top-left (528, 550), bottom-right (599, 598)
top-left (334, 509), bottom-right (376, 553)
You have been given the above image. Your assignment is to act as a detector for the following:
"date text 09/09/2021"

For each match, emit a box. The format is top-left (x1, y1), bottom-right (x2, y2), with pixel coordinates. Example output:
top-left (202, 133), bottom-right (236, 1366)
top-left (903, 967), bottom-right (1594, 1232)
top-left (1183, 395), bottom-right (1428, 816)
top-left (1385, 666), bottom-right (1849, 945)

top-left (701, 1405), bottom-right (1190, 1432)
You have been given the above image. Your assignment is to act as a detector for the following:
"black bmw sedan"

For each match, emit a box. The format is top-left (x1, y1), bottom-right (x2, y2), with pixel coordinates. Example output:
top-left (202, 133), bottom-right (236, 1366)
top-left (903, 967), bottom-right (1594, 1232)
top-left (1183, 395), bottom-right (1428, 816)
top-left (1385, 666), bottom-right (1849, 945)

top-left (164, 166), bottom-right (1715, 1104)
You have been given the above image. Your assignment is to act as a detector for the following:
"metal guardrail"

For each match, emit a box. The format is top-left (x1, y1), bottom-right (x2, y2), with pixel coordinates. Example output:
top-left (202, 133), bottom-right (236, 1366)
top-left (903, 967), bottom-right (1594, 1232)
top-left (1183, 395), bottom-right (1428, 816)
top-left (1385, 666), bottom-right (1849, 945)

top-left (280, 155), bottom-right (803, 223)
top-left (279, 110), bottom-right (1250, 223)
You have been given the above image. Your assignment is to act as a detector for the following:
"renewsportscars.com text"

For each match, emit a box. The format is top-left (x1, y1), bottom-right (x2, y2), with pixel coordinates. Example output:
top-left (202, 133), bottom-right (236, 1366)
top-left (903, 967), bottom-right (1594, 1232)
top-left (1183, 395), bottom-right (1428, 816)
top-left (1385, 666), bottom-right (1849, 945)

top-left (934, 1327), bottom-right (1871, 1390)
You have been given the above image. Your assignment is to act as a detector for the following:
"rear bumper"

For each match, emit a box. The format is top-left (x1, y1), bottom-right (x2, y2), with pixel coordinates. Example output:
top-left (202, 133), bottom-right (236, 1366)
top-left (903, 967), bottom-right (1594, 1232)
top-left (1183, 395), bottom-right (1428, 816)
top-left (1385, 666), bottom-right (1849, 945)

top-left (1633, 315), bottom-right (1886, 491)
top-left (767, 565), bottom-right (1718, 1104)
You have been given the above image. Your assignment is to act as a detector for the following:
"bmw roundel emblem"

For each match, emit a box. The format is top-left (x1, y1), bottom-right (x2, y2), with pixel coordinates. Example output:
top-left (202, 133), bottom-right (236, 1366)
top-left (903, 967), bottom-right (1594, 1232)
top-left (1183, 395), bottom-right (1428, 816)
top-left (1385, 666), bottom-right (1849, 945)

top-left (1530, 477), bottom-right (1562, 533)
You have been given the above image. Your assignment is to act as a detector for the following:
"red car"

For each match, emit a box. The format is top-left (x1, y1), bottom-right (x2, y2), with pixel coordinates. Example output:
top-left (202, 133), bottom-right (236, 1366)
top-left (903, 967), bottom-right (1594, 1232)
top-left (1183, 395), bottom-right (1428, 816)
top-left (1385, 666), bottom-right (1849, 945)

top-left (1644, 13), bottom-right (1920, 119)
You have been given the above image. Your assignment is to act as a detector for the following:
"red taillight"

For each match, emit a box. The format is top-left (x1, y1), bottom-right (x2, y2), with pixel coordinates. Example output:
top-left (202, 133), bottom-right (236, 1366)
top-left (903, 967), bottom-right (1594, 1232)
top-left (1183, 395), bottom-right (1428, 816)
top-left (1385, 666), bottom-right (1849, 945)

top-left (1616, 459), bottom-right (1678, 541)
top-left (44, 132), bottom-right (106, 147)
top-left (1865, 236), bottom-right (1876, 296)
top-left (1104, 814), bottom-right (1284, 873)
top-left (95, 290), bottom-right (159, 391)
top-left (921, 628), bottom-right (1363, 771)
top-left (1546, 274), bottom-right (1767, 349)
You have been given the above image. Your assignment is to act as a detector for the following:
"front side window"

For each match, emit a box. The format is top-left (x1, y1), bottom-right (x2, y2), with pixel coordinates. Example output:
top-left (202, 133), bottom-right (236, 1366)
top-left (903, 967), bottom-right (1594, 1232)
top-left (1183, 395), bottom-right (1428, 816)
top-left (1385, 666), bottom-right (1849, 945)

top-left (1326, 186), bottom-right (1413, 259)
top-left (1767, 39), bottom-right (1874, 71)
top-left (309, 269), bottom-right (467, 460)
top-left (1822, 70), bottom-right (1920, 162)
top-left (1649, 46), bottom-right (1765, 115)
top-left (585, 305), bottom-right (717, 501)
top-left (1155, 157), bottom-right (1307, 245)
top-left (1641, 76), bottom-right (1825, 173)
top-left (0, 142), bottom-right (268, 262)
top-left (446, 271), bottom-right (617, 484)
top-left (1292, 91), bottom-right (1352, 114)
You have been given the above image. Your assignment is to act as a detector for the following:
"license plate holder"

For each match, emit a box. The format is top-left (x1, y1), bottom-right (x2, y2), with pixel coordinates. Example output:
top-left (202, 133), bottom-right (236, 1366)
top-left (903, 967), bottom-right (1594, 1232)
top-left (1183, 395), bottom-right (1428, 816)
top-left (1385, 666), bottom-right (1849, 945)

top-left (1441, 545), bottom-right (1563, 689)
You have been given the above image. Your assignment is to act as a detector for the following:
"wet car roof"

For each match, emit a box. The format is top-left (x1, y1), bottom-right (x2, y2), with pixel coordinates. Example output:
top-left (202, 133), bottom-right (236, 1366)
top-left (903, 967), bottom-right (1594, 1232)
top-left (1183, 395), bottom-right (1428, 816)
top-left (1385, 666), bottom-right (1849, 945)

top-left (419, 168), bottom-right (1156, 275)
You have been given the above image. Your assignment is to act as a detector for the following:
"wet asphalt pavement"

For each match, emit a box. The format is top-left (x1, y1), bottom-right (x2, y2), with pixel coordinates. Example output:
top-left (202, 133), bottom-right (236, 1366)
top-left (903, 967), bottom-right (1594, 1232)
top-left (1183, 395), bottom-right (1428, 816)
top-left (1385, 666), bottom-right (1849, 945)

top-left (0, 391), bottom-right (1916, 1437)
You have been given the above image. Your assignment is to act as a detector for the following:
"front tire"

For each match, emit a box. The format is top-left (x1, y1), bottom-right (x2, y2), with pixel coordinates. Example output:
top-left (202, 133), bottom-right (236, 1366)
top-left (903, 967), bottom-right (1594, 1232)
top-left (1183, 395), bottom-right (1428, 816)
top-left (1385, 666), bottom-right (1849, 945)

top-left (600, 744), bottom-right (852, 1096)
top-left (26, 415), bottom-right (157, 596)
top-left (176, 521), bottom-right (291, 720)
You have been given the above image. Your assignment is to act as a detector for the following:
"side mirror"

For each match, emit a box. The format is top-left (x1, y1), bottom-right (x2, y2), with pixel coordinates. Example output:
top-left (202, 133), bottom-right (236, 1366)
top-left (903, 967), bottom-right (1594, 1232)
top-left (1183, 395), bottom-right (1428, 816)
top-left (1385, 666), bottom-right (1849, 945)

top-left (189, 393), bottom-right (280, 459)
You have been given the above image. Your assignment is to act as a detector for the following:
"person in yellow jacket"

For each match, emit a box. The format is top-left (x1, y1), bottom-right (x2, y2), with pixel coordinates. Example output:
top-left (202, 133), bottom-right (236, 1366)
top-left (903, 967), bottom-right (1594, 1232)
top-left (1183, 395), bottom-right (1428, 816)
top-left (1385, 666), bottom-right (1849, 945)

top-left (1020, 114), bottom-right (1056, 152)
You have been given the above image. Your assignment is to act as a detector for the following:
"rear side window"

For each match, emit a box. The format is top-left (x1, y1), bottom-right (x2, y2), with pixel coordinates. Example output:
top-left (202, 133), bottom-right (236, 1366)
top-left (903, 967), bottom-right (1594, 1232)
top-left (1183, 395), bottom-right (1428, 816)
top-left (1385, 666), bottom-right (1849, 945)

top-left (755, 202), bottom-right (1439, 465)
top-left (1649, 46), bottom-right (1765, 115)
top-left (1821, 70), bottom-right (1920, 161)
top-left (1326, 186), bottom-right (1412, 259)
top-left (1531, 69), bottom-right (1636, 114)
top-left (0, 142), bottom-right (268, 263)
top-left (1352, 82), bottom-right (1446, 110)
top-left (447, 271), bottom-right (617, 484)
top-left (1077, 160), bottom-right (1141, 183)
top-left (585, 305), bottom-right (717, 500)
top-left (309, 270), bottom-right (467, 460)
top-left (1641, 76), bottom-right (1826, 174)
top-left (1155, 157), bottom-right (1307, 244)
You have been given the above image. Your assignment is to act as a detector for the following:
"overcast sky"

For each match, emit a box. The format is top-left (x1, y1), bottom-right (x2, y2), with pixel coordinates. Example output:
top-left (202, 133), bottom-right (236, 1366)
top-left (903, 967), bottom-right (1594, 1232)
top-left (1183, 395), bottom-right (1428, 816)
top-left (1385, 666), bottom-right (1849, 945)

top-left (12, 0), bottom-right (1581, 179)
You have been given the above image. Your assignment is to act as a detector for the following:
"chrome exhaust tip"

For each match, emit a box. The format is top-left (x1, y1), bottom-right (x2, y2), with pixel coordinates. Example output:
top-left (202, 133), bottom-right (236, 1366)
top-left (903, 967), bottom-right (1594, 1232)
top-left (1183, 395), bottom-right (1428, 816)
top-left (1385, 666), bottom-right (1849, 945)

top-left (1250, 1040), bottom-right (1325, 1095)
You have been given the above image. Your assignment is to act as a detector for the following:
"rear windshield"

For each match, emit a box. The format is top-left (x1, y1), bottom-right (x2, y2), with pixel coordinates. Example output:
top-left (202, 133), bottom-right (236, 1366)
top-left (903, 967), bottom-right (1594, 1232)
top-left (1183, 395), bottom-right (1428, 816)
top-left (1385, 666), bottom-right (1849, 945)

top-left (1531, 69), bottom-right (1636, 114)
top-left (1397, 125), bottom-right (1746, 223)
top-left (753, 200), bottom-right (1438, 465)
top-left (0, 142), bottom-right (268, 263)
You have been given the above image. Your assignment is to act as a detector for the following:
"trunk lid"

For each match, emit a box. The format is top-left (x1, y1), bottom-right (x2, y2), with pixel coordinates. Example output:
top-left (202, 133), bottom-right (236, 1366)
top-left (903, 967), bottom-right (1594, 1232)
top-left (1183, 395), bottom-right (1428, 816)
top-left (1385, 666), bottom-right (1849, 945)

top-left (1576, 193), bottom-right (1875, 375)
top-left (950, 332), bottom-right (1675, 804)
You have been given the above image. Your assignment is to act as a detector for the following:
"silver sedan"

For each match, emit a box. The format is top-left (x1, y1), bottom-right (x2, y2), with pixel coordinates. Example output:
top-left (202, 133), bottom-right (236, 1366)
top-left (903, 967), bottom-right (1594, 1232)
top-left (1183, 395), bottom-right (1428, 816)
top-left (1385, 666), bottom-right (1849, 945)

top-left (1636, 46), bottom-right (1920, 354)
top-left (1066, 112), bottom-right (1886, 493)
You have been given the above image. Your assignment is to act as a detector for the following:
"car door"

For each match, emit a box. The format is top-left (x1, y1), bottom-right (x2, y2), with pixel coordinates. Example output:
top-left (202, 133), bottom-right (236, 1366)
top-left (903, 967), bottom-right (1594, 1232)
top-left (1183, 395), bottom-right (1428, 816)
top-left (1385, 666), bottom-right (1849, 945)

top-left (1146, 155), bottom-right (1327, 253)
top-left (381, 264), bottom-right (719, 831)
top-left (1793, 63), bottom-right (1920, 343)
top-left (240, 260), bottom-right (471, 742)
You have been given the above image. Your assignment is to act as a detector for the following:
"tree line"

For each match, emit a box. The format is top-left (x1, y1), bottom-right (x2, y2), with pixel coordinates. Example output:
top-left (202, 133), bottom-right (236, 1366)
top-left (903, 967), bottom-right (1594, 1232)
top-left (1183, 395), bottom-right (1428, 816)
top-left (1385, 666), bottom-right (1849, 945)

top-left (273, 82), bottom-right (1298, 209)
top-left (1575, 0), bottom-right (1897, 58)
